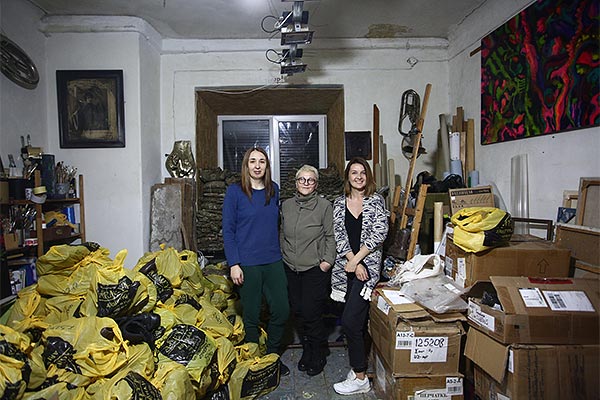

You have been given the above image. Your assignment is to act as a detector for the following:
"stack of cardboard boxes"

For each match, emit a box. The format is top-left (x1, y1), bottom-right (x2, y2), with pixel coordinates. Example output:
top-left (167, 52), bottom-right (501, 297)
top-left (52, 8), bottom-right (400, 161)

top-left (370, 287), bottom-right (467, 399)
top-left (441, 226), bottom-right (599, 399)
top-left (464, 276), bottom-right (599, 399)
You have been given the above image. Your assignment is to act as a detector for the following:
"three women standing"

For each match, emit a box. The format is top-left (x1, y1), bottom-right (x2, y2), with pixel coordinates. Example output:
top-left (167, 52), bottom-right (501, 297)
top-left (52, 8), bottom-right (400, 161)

top-left (222, 147), bottom-right (290, 375)
top-left (280, 165), bottom-right (336, 376)
top-left (331, 157), bottom-right (389, 395)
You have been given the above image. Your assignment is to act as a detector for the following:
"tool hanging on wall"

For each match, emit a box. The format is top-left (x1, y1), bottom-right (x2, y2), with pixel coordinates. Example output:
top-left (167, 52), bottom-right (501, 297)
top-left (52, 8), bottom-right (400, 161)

top-left (398, 89), bottom-right (427, 160)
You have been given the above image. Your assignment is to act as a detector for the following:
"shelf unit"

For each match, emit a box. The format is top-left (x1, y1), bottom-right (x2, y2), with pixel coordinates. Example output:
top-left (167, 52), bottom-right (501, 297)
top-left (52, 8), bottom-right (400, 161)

top-left (1, 171), bottom-right (86, 301)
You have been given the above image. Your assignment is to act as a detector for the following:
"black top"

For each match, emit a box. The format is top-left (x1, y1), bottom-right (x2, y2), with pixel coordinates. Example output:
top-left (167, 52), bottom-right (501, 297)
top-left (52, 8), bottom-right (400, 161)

top-left (345, 206), bottom-right (363, 255)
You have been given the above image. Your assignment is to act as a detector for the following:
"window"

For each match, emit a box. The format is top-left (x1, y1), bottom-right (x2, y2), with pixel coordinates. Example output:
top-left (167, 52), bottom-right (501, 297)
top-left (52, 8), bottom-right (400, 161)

top-left (218, 115), bottom-right (326, 184)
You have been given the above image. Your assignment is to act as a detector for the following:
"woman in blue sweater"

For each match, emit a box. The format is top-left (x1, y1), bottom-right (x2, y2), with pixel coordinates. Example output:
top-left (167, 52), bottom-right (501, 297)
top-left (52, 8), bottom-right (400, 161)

top-left (222, 147), bottom-right (290, 375)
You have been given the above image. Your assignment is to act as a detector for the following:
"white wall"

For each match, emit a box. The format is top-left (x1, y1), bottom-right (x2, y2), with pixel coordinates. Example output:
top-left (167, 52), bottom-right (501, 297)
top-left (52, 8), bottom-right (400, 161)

top-left (448, 0), bottom-right (600, 223)
top-left (161, 38), bottom-right (451, 186)
top-left (139, 36), bottom-right (162, 253)
top-left (43, 29), bottom-right (151, 266)
top-left (0, 0), bottom-right (47, 162)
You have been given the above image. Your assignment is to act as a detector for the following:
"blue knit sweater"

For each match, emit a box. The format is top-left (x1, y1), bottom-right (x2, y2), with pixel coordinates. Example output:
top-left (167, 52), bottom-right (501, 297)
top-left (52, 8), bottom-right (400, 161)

top-left (222, 183), bottom-right (282, 267)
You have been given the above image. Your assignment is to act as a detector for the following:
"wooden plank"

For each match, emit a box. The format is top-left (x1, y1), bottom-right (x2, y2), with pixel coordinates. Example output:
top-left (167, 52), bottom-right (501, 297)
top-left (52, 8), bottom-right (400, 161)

top-left (456, 107), bottom-right (464, 131)
top-left (373, 105), bottom-right (380, 167)
top-left (460, 130), bottom-right (466, 179)
top-left (381, 138), bottom-right (387, 187)
top-left (391, 184), bottom-right (402, 224)
top-left (387, 158), bottom-right (395, 211)
top-left (400, 84), bottom-right (432, 229)
top-left (576, 177), bottom-right (600, 227)
top-left (466, 118), bottom-right (475, 173)
top-left (407, 184), bottom-right (429, 259)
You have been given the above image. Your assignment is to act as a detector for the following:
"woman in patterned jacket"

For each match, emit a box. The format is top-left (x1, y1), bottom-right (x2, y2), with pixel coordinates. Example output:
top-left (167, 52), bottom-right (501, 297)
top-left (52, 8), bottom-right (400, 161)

top-left (331, 157), bottom-right (389, 396)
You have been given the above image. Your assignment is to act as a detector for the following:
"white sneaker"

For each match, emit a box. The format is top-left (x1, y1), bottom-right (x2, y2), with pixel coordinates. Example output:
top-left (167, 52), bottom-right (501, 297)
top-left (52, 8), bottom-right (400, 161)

top-left (333, 374), bottom-right (371, 395)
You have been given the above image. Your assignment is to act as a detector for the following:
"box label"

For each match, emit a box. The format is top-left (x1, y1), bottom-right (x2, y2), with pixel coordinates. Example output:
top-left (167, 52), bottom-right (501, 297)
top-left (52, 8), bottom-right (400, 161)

top-left (396, 331), bottom-right (415, 349)
top-left (410, 336), bottom-right (448, 363)
top-left (445, 256), bottom-right (453, 277)
top-left (446, 377), bottom-right (463, 395)
top-left (376, 295), bottom-right (391, 315)
top-left (457, 257), bottom-right (466, 278)
top-left (468, 300), bottom-right (495, 331)
top-left (519, 288), bottom-right (547, 307)
top-left (414, 389), bottom-right (451, 399)
top-left (508, 349), bottom-right (514, 373)
top-left (497, 394), bottom-right (511, 400)
top-left (542, 290), bottom-right (595, 312)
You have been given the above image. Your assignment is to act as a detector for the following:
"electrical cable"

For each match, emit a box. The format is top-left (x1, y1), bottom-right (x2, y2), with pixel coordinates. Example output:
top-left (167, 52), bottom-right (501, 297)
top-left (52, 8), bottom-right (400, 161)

top-left (261, 15), bottom-right (280, 34)
top-left (265, 49), bottom-right (283, 64)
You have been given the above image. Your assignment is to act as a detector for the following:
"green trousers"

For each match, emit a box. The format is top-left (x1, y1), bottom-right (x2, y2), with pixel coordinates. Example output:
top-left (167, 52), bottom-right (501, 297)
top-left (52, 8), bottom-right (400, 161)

top-left (239, 260), bottom-right (290, 354)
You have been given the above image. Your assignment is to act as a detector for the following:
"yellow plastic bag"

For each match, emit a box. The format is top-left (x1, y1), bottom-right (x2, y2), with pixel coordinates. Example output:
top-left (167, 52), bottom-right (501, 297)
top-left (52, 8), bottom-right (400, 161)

top-left (121, 343), bottom-right (155, 380)
top-left (43, 294), bottom-right (86, 324)
top-left (451, 207), bottom-right (514, 253)
top-left (36, 244), bottom-right (94, 276)
top-left (210, 336), bottom-right (237, 389)
top-left (81, 250), bottom-right (157, 318)
top-left (42, 316), bottom-right (129, 379)
top-left (37, 263), bottom-right (98, 297)
top-left (21, 382), bottom-right (90, 400)
top-left (150, 360), bottom-right (195, 400)
top-left (155, 324), bottom-right (216, 387)
top-left (86, 369), bottom-right (161, 400)
top-left (227, 353), bottom-right (280, 400)
top-left (6, 285), bottom-right (41, 322)
top-left (0, 325), bottom-right (33, 399)
top-left (195, 298), bottom-right (234, 340)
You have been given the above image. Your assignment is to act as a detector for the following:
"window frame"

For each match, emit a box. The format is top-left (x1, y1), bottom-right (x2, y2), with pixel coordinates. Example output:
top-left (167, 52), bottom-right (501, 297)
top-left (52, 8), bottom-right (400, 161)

top-left (217, 114), bottom-right (327, 184)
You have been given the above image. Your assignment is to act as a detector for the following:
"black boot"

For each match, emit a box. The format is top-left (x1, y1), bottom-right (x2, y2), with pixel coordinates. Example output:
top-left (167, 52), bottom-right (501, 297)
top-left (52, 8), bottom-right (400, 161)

top-left (306, 341), bottom-right (326, 376)
top-left (297, 336), bottom-right (311, 372)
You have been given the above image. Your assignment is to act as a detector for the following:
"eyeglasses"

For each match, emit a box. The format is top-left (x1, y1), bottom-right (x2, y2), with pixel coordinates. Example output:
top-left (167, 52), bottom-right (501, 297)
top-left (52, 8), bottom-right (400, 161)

top-left (296, 177), bottom-right (317, 185)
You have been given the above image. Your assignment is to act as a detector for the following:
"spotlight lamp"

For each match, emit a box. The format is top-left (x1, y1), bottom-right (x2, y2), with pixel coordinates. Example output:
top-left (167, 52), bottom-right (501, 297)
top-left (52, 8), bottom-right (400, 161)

top-left (262, 0), bottom-right (315, 75)
top-left (280, 27), bottom-right (314, 46)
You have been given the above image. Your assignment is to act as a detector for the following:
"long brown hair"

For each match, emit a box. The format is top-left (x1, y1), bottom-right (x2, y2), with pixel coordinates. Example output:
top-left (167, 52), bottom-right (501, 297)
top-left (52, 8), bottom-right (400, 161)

top-left (344, 157), bottom-right (376, 197)
top-left (240, 147), bottom-right (275, 204)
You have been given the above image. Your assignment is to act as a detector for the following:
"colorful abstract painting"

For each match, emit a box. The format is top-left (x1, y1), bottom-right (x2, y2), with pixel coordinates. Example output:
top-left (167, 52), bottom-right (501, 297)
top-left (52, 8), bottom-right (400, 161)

top-left (481, 0), bottom-right (599, 144)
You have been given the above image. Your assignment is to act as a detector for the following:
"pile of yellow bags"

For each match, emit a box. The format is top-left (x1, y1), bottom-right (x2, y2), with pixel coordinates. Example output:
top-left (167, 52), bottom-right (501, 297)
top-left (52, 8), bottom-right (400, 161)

top-left (1, 243), bottom-right (280, 400)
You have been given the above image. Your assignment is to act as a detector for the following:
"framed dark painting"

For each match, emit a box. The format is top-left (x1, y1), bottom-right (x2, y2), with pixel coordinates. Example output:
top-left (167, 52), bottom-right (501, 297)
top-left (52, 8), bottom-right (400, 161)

top-left (481, 0), bottom-right (599, 144)
top-left (57, 70), bottom-right (125, 148)
top-left (345, 131), bottom-right (372, 160)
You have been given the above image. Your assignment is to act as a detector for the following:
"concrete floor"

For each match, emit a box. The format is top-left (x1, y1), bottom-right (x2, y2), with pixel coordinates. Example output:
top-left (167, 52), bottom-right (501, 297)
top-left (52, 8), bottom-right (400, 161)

top-left (261, 346), bottom-right (381, 400)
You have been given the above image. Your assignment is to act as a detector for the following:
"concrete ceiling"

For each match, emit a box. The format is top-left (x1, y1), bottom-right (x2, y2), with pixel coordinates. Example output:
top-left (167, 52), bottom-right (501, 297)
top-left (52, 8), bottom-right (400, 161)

top-left (29, 0), bottom-right (487, 40)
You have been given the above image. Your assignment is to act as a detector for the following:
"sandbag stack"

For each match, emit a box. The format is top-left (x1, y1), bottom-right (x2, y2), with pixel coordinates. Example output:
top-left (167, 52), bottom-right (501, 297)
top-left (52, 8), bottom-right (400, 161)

top-left (196, 168), bottom-right (240, 254)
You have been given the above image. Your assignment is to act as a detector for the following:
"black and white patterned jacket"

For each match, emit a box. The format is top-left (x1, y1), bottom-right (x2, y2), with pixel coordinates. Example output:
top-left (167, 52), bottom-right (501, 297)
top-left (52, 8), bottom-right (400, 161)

top-left (331, 193), bottom-right (389, 302)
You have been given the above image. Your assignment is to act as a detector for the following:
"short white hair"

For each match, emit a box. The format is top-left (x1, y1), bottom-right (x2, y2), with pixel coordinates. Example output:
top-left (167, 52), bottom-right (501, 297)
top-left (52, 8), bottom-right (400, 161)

top-left (295, 164), bottom-right (319, 180)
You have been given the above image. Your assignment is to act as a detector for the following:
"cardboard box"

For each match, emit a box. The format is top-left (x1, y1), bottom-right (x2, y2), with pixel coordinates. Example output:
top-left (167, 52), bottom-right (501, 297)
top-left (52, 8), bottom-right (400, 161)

top-left (466, 276), bottom-right (599, 345)
top-left (555, 223), bottom-right (599, 273)
top-left (3, 232), bottom-right (19, 250)
top-left (43, 225), bottom-right (73, 241)
top-left (369, 287), bottom-right (465, 376)
top-left (465, 328), bottom-right (599, 400)
top-left (445, 237), bottom-right (571, 288)
top-left (448, 186), bottom-right (494, 216)
top-left (373, 352), bottom-right (464, 400)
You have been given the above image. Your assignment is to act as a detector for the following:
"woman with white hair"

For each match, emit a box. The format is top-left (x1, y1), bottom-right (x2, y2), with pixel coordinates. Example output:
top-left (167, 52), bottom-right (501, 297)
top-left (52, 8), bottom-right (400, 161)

top-left (281, 164), bottom-right (336, 376)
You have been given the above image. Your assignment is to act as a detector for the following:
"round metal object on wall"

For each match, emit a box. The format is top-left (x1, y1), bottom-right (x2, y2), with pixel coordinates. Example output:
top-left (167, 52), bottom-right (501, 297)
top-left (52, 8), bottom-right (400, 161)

top-left (1, 34), bottom-right (39, 90)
